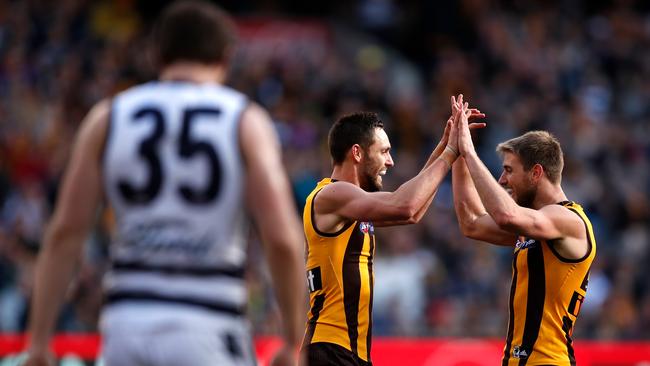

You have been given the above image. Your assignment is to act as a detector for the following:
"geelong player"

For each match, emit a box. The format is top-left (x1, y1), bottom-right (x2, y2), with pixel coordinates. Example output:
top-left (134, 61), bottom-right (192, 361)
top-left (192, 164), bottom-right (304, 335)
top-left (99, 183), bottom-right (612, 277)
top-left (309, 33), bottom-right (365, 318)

top-left (24, 2), bottom-right (305, 365)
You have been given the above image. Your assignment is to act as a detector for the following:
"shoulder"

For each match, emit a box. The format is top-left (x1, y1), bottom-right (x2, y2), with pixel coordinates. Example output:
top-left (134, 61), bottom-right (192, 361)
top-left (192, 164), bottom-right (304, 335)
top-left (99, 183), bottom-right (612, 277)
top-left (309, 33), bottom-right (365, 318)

top-left (239, 102), bottom-right (274, 146)
top-left (213, 83), bottom-right (248, 101)
top-left (65, 99), bottom-right (112, 166)
top-left (80, 99), bottom-right (111, 138)
top-left (77, 99), bottom-right (111, 155)
top-left (314, 181), bottom-right (363, 208)
top-left (238, 102), bottom-right (281, 171)
top-left (240, 102), bottom-right (270, 124)
top-left (539, 203), bottom-right (585, 238)
top-left (318, 181), bottom-right (361, 198)
top-left (539, 203), bottom-right (580, 219)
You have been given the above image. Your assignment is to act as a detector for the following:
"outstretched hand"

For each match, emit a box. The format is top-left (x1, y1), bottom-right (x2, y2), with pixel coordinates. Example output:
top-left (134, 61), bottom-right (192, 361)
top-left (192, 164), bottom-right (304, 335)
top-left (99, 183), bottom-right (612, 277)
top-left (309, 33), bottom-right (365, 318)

top-left (455, 96), bottom-right (478, 157)
top-left (447, 94), bottom-right (486, 157)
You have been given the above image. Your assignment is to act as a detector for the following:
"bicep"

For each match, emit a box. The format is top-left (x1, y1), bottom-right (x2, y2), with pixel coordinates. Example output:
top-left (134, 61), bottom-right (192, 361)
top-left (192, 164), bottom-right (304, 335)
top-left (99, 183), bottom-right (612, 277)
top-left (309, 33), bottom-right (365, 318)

top-left (317, 186), bottom-right (409, 223)
top-left (240, 104), bottom-right (301, 244)
top-left (466, 214), bottom-right (517, 246)
top-left (48, 101), bottom-right (109, 240)
top-left (504, 207), bottom-right (565, 241)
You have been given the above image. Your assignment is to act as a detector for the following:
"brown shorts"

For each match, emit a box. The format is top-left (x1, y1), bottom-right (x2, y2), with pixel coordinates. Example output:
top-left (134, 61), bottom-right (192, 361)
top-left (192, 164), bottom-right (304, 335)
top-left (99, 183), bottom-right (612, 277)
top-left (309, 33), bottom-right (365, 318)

top-left (302, 342), bottom-right (371, 366)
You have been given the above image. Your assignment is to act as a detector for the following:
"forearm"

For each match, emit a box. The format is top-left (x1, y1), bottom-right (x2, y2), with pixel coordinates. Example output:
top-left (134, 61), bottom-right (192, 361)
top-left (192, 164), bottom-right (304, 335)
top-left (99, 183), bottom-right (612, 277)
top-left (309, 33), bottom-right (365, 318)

top-left (254, 190), bottom-right (306, 347)
top-left (392, 149), bottom-right (456, 219)
top-left (28, 231), bottom-right (83, 353)
top-left (265, 237), bottom-right (306, 347)
top-left (421, 138), bottom-right (449, 171)
top-left (405, 144), bottom-right (454, 222)
top-left (464, 152), bottom-right (518, 222)
top-left (452, 157), bottom-right (488, 224)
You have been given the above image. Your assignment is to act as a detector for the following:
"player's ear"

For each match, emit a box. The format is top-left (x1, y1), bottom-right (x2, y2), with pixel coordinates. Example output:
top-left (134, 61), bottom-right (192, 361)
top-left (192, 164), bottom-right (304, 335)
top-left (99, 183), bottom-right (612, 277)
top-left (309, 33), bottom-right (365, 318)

top-left (531, 163), bottom-right (544, 182)
top-left (351, 144), bottom-right (363, 163)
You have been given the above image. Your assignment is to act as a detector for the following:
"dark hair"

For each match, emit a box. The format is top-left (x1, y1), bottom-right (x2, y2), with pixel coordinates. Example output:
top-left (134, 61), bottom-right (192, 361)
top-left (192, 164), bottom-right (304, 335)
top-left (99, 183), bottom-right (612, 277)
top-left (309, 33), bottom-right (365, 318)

top-left (154, 0), bottom-right (237, 68)
top-left (496, 130), bottom-right (564, 184)
top-left (328, 112), bottom-right (384, 165)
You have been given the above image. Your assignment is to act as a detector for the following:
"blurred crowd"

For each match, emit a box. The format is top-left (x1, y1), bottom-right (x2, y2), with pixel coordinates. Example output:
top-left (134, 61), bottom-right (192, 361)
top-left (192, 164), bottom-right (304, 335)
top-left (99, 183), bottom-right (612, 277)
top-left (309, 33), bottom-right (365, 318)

top-left (1, 0), bottom-right (649, 342)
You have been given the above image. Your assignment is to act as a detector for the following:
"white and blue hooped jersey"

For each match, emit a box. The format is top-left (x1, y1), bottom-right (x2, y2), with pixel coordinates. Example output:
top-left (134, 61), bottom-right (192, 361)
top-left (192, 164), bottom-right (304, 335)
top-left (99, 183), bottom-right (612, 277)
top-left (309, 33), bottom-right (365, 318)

top-left (102, 81), bottom-right (249, 318)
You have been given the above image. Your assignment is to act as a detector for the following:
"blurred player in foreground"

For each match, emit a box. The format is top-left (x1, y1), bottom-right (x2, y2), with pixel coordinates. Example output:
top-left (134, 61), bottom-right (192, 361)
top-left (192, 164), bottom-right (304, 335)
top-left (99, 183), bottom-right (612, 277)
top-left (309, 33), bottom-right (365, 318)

top-left (301, 104), bottom-right (485, 365)
top-left (452, 95), bottom-right (596, 365)
top-left (24, 1), bottom-right (305, 365)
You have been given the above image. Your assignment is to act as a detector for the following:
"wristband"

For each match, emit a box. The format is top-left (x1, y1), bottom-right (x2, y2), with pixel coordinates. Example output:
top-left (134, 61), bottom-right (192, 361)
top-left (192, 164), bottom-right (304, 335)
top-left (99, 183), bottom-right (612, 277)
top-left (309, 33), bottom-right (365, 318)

top-left (445, 145), bottom-right (459, 157)
top-left (439, 148), bottom-right (457, 168)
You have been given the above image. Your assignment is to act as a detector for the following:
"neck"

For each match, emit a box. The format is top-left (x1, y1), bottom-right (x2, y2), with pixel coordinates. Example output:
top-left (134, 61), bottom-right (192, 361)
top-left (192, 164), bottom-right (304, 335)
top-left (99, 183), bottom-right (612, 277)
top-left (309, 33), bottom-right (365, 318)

top-left (532, 179), bottom-right (567, 209)
top-left (331, 161), bottom-right (360, 186)
top-left (159, 62), bottom-right (227, 84)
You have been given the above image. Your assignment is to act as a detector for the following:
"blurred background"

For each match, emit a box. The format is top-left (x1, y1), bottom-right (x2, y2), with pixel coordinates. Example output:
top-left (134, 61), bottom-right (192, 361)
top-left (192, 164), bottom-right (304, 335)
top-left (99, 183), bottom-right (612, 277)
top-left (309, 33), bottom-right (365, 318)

top-left (1, 0), bottom-right (649, 351)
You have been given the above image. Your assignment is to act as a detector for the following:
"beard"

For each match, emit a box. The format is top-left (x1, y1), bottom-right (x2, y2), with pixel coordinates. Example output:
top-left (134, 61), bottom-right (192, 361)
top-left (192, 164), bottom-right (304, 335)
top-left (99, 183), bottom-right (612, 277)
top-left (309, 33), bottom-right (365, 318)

top-left (360, 165), bottom-right (382, 192)
top-left (516, 183), bottom-right (537, 208)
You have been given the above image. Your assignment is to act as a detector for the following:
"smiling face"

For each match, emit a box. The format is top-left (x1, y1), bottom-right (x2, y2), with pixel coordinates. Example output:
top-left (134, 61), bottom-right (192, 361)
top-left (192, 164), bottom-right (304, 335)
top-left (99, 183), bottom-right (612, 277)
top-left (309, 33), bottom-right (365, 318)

top-left (498, 151), bottom-right (538, 208)
top-left (359, 128), bottom-right (394, 192)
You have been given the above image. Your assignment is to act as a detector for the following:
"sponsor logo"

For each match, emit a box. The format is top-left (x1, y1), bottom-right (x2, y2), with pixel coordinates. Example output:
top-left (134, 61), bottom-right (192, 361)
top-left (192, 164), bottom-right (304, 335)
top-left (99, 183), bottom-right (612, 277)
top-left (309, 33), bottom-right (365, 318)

top-left (306, 267), bottom-right (322, 293)
top-left (513, 345), bottom-right (529, 359)
top-left (515, 238), bottom-right (537, 249)
top-left (359, 222), bottom-right (374, 235)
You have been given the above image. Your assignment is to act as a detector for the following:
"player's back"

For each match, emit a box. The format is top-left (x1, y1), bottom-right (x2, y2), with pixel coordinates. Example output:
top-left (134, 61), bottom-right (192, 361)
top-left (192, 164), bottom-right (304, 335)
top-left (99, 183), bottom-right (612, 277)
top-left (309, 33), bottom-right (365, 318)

top-left (101, 81), bottom-right (249, 328)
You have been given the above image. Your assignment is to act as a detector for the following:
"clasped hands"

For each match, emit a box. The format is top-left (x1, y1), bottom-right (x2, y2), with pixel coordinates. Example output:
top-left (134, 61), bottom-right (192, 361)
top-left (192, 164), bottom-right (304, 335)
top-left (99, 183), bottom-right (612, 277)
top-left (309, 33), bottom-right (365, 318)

top-left (442, 94), bottom-right (486, 164)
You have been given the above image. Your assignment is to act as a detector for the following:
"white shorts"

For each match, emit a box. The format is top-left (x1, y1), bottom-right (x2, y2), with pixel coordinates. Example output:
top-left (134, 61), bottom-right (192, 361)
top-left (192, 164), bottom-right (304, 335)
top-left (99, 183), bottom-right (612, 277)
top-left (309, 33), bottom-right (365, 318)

top-left (99, 303), bottom-right (257, 366)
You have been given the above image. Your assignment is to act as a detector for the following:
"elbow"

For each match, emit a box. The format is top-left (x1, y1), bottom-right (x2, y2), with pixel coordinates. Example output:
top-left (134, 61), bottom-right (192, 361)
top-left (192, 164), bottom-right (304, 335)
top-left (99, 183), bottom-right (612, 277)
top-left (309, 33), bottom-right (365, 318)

top-left (492, 211), bottom-right (516, 230)
top-left (396, 203), bottom-right (419, 224)
top-left (459, 221), bottom-right (479, 239)
top-left (43, 221), bottom-right (69, 248)
top-left (41, 218), bottom-right (83, 253)
top-left (458, 222), bottom-right (472, 237)
top-left (404, 216), bottom-right (419, 225)
top-left (264, 231), bottom-right (303, 258)
top-left (458, 215), bottom-right (490, 241)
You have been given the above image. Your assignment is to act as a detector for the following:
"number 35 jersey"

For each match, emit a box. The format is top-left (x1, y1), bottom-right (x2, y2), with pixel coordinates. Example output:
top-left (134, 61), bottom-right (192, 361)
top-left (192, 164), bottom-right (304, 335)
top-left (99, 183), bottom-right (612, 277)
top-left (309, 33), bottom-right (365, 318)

top-left (102, 81), bottom-right (249, 316)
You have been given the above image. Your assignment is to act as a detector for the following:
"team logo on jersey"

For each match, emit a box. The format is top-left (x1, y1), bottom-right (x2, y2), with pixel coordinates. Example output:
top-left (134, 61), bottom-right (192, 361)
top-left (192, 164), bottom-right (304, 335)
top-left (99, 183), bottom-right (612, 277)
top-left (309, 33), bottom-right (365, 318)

top-left (307, 267), bottom-right (322, 293)
top-left (513, 345), bottom-right (529, 359)
top-left (359, 222), bottom-right (375, 235)
top-left (515, 238), bottom-right (537, 249)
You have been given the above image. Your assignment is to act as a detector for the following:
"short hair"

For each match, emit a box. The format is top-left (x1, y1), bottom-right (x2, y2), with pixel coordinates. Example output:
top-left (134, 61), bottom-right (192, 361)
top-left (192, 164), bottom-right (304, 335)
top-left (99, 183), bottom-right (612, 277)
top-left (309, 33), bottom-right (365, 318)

top-left (154, 0), bottom-right (237, 68)
top-left (328, 112), bottom-right (385, 165)
top-left (496, 130), bottom-right (564, 184)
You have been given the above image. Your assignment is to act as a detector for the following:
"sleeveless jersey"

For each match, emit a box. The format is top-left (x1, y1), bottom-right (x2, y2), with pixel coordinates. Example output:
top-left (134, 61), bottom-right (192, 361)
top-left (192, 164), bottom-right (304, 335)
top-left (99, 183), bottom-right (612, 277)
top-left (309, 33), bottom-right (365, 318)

top-left (502, 201), bottom-right (596, 366)
top-left (302, 178), bottom-right (376, 362)
top-left (102, 81), bottom-right (249, 317)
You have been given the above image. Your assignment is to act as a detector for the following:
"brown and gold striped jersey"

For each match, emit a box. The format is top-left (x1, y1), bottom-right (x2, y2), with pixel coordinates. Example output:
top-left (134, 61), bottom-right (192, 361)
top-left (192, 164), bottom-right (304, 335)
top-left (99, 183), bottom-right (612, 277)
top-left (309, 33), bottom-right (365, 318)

top-left (502, 201), bottom-right (596, 366)
top-left (302, 178), bottom-right (376, 362)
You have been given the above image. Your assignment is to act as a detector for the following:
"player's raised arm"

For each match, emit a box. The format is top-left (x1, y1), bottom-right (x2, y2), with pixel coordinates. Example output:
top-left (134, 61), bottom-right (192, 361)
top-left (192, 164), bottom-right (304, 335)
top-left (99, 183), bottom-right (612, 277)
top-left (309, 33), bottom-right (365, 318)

top-left (448, 95), bottom-right (514, 245)
top-left (453, 156), bottom-right (517, 246)
top-left (455, 96), bottom-right (589, 258)
top-left (315, 162), bottom-right (455, 228)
